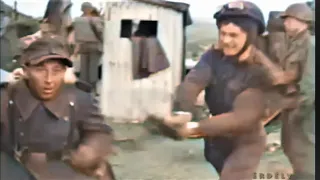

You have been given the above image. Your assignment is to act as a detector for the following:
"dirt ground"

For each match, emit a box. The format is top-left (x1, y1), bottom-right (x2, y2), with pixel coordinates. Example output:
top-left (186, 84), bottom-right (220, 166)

top-left (108, 123), bottom-right (292, 180)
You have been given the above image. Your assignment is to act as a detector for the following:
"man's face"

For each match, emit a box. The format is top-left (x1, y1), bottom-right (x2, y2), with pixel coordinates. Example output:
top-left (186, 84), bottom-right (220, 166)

top-left (284, 16), bottom-right (308, 36)
top-left (219, 23), bottom-right (247, 56)
top-left (24, 59), bottom-right (66, 101)
top-left (83, 8), bottom-right (93, 15)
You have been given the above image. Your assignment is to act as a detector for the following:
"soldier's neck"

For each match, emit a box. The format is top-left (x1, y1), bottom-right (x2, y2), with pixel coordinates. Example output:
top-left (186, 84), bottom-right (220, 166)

top-left (288, 29), bottom-right (308, 40)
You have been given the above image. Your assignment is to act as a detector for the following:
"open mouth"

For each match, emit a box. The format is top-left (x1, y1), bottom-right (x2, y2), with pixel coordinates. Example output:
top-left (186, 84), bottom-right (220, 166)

top-left (43, 88), bottom-right (54, 94)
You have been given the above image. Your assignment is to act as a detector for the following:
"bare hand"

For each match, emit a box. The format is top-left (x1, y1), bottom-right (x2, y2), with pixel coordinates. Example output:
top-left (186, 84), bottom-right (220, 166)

top-left (176, 122), bottom-right (200, 138)
top-left (70, 145), bottom-right (102, 169)
top-left (164, 112), bottom-right (192, 126)
top-left (12, 68), bottom-right (24, 80)
top-left (64, 68), bottom-right (77, 84)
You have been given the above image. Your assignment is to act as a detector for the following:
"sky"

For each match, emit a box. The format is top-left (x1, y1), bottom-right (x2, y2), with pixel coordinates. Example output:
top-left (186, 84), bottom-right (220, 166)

top-left (3, 0), bottom-right (305, 21)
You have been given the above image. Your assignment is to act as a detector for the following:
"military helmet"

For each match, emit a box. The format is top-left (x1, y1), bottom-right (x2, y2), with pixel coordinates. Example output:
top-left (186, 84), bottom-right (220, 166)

top-left (214, 1), bottom-right (265, 34)
top-left (81, 2), bottom-right (93, 11)
top-left (280, 3), bottom-right (313, 22)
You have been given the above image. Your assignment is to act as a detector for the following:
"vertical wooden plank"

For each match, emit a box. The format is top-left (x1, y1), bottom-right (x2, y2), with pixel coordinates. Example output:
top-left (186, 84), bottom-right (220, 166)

top-left (172, 12), bottom-right (183, 88)
top-left (101, 2), bottom-right (123, 118)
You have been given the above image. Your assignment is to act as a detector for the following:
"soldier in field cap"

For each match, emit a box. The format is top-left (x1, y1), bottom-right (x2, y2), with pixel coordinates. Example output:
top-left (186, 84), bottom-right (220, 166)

top-left (0, 36), bottom-right (116, 180)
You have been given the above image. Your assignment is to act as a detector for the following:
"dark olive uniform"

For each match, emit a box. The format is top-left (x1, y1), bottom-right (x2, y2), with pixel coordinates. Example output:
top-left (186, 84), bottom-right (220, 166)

top-left (0, 37), bottom-right (114, 180)
top-left (269, 4), bottom-right (314, 179)
top-left (276, 31), bottom-right (314, 179)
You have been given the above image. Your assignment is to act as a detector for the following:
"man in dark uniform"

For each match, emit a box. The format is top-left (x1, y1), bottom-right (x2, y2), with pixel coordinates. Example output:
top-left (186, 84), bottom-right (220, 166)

top-left (262, 3), bottom-right (314, 180)
top-left (0, 36), bottom-right (115, 179)
top-left (157, 1), bottom-right (298, 180)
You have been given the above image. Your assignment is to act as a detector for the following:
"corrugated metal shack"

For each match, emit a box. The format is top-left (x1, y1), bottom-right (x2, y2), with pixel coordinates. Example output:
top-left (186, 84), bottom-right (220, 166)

top-left (100, 0), bottom-right (192, 121)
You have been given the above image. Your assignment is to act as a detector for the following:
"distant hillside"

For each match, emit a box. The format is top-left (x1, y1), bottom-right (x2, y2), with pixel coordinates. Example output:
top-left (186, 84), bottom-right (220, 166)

top-left (185, 18), bottom-right (218, 59)
top-left (1, 0), bottom-right (39, 37)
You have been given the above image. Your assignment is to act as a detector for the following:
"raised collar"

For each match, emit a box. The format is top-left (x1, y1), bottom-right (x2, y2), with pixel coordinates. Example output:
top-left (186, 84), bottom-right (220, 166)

top-left (286, 30), bottom-right (310, 46)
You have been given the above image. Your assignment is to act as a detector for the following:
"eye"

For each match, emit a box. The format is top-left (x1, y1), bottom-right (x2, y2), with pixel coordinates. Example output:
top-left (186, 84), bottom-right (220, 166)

top-left (220, 31), bottom-right (226, 36)
top-left (229, 33), bottom-right (238, 38)
top-left (52, 67), bottom-right (65, 73)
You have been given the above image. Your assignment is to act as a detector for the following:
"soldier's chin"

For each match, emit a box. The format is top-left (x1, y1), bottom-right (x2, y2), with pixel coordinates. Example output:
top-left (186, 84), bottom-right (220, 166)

top-left (39, 93), bottom-right (56, 101)
top-left (223, 49), bottom-right (238, 56)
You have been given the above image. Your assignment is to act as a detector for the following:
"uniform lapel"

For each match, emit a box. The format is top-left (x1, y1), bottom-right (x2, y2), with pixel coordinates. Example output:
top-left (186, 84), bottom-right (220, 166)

top-left (14, 81), bottom-right (40, 121)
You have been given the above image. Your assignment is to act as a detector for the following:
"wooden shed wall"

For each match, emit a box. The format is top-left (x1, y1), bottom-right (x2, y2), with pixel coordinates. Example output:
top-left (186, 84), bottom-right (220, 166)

top-left (100, 1), bottom-right (183, 121)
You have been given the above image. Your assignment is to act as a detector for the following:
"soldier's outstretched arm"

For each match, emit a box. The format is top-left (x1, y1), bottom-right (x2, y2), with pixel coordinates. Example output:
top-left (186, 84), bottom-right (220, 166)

top-left (281, 47), bottom-right (308, 82)
top-left (174, 52), bottom-right (213, 112)
top-left (197, 88), bottom-right (265, 137)
top-left (76, 92), bottom-right (114, 156)
top-left (256, 47), bottom-right (306, 85)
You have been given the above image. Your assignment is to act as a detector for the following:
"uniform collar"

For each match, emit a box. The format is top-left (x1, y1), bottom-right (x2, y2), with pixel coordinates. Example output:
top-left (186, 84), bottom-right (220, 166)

top-left (287, 30), bottom-right (310, 45)
top-left (13, 80), bottom-right (73, 120)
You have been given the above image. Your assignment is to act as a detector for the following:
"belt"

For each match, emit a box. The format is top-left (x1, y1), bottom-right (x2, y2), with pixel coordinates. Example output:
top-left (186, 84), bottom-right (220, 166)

top-left (20, 149), bottom-right (64, 163)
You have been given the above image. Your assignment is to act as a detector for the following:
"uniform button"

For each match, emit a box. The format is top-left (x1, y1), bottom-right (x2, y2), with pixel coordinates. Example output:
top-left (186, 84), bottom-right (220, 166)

top-left (18, 118), bottom-right (23, 122)
top-left (20, 132), bottom-right (24, 136)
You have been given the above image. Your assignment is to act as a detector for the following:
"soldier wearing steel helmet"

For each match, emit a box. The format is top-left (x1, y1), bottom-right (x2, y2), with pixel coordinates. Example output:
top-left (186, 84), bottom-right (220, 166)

top-left (151, 1), bottom-right (297, 179)
top-left (258, 3), bottom-right (314, 180)
top-left (272, 3), bottom-right (314, 180)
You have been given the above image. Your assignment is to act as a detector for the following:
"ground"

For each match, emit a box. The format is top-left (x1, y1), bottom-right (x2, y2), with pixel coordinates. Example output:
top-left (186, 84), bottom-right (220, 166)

top-left (109, 123), bottom-right (292, 180)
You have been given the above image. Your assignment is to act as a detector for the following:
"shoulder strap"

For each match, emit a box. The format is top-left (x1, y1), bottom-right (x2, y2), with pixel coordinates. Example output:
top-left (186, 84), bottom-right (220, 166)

top-left (66, 87), bottom-right (77, 150)
top-left (89, 18), bottom-right (103, 43)
top-left (5, 82), bottom-right (19, 155)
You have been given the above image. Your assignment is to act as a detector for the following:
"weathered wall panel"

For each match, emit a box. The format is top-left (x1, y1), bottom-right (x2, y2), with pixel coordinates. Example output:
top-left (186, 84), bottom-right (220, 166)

top-left (101, 1), bottom-right (183, 121)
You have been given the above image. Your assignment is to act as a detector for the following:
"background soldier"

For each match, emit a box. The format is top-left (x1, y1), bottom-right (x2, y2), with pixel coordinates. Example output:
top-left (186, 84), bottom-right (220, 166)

top-left (260, 3), bottom-right (314, 179)
top-left (0, 36), bottom-right (115, 179)
top-left (0, 5), bottom-right (20, 72)
top-left (73, 2), bottom-right (104, 94)
top-left (280, 3), bottom-right (314, 180)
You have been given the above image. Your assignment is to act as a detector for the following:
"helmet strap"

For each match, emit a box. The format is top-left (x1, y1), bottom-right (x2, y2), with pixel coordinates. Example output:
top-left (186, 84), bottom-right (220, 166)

top-left (235, 38), bottom-right (250, 57)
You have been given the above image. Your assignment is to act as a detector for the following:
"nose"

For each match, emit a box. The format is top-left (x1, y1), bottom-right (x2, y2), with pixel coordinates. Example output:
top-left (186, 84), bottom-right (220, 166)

top-left (284, 19), bottom-right (290, 27)
top-left (44, 72), bottom-right (54, 84)
top-left (221, 35), bottom-right (232, 45)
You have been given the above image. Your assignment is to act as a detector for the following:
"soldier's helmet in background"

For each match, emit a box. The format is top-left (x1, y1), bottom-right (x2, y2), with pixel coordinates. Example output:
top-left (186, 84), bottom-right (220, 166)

top-left (81, 2), bottom-right (94, 11)
top-left (280, 3), bottom-right (313, 22)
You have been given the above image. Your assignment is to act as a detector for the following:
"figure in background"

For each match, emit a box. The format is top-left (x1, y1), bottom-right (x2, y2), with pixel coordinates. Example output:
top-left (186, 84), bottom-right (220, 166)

top-left (0, 5), bottom-right (20, 71)
top-left (262, 3), bottom-right (314, 180)
top-left (73, 2), bottom-right (103, 94)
